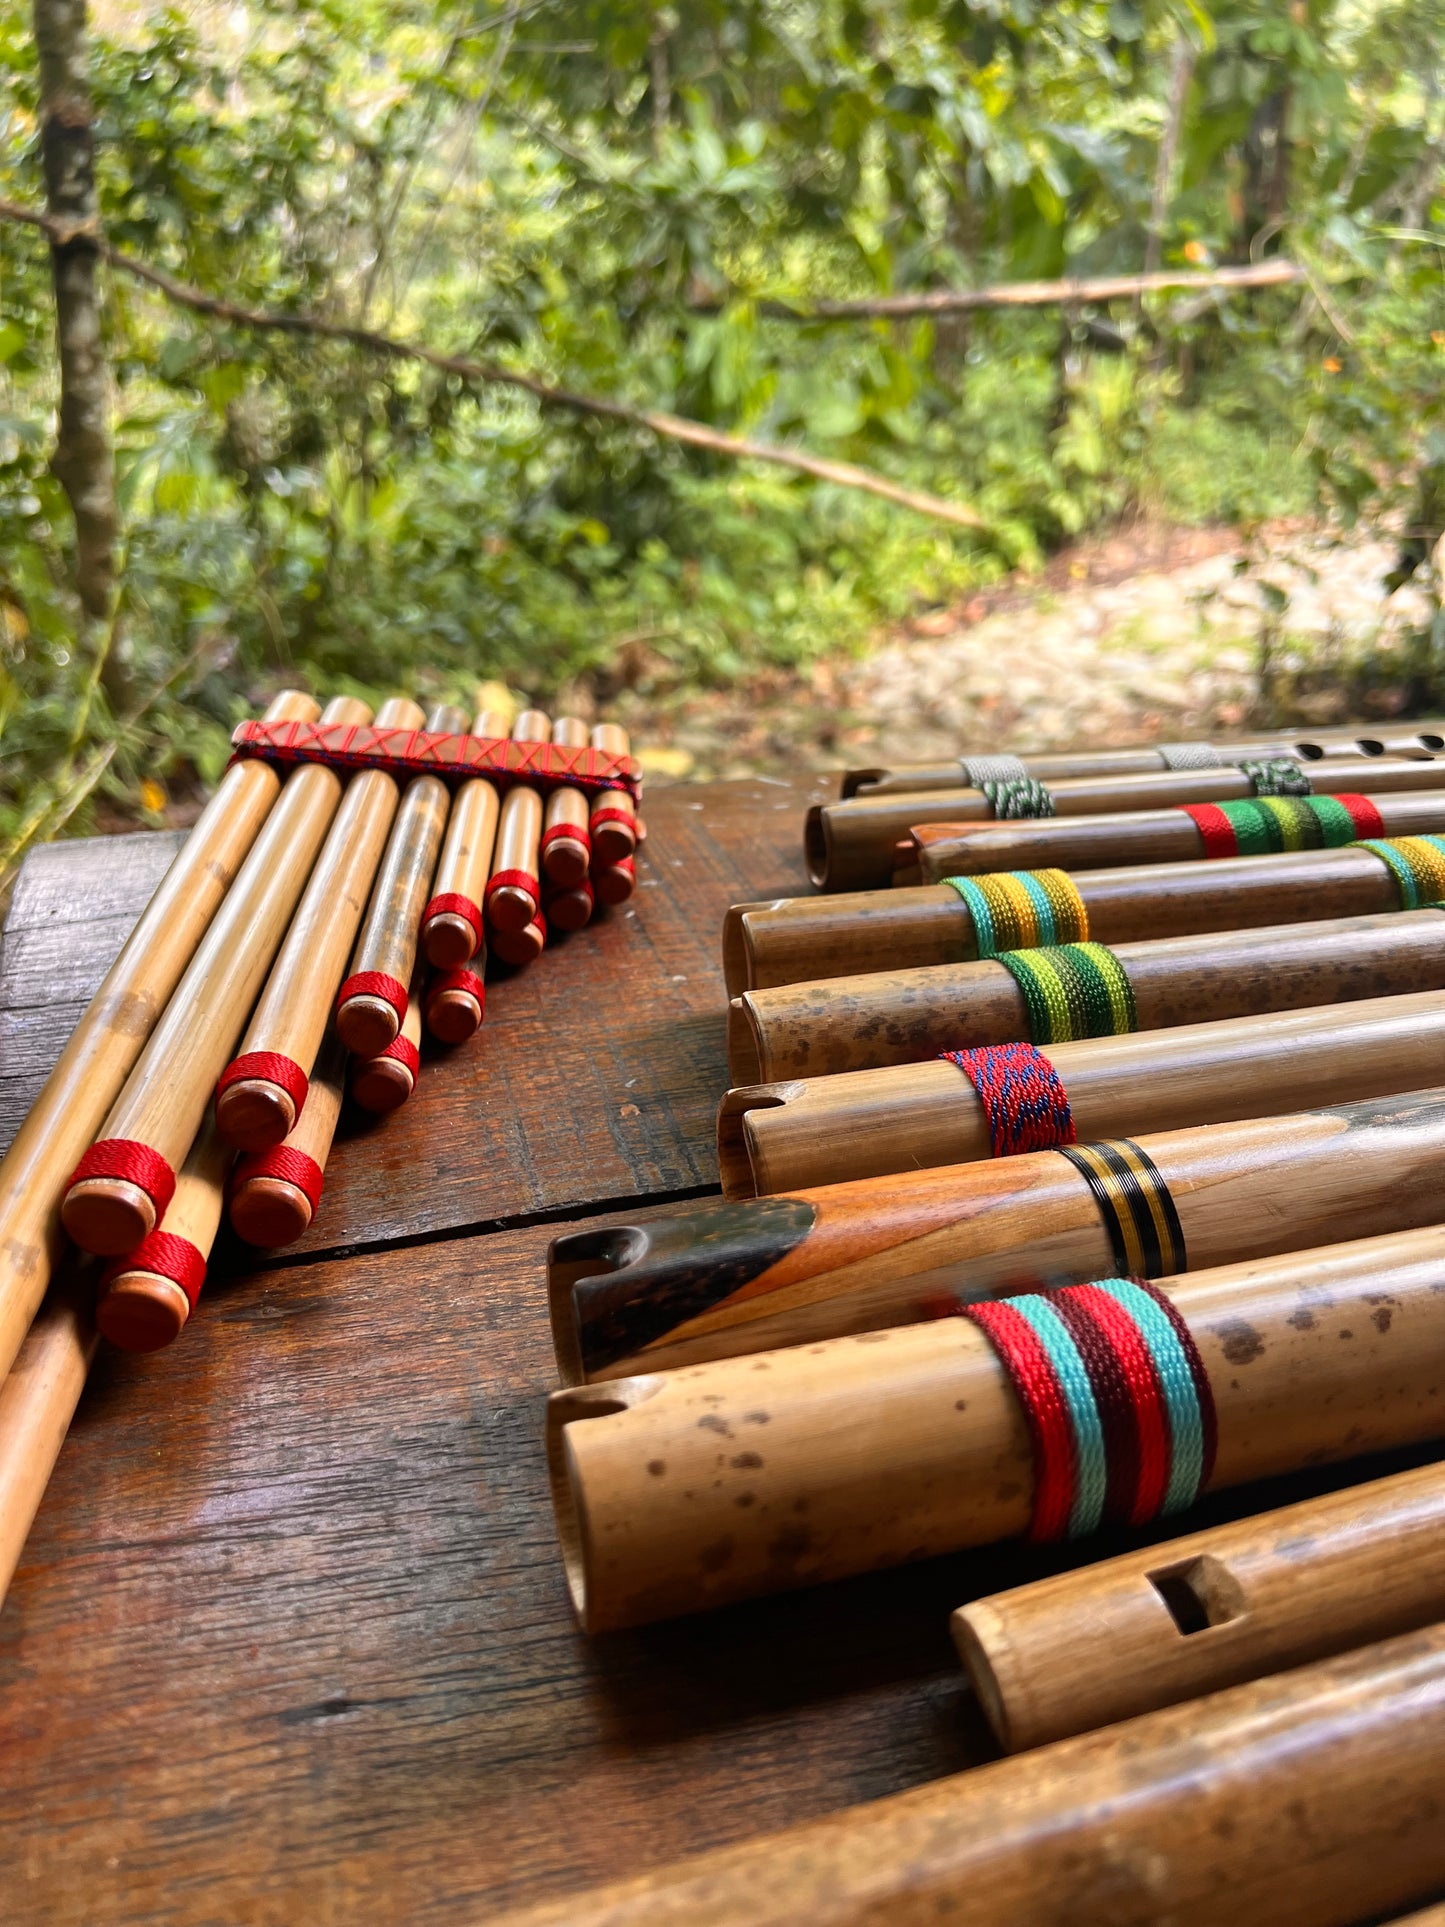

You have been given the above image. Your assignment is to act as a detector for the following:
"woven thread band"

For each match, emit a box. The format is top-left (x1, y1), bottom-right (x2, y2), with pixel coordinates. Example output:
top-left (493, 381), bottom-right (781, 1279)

top-left (1158, 741), bottom-right (1222, 770)
top-left (67, 1139), bottom-right (177, 1217)
top-left (1181, 792), bottom-right (1383, 858)
top-left (960, 753), bottom-right (1028, 785)
top-left (422, 891), bottom-right (484, 944)
top-left (378, 1033), bottom-right (421, 1076)
top-left (337, 970), bottom-right (409, 1019)
top-left (231, 719), bottom-right (642, 802)
top-left (1362, 835), bottom-right (1445, 908)
top-left (215, 1050), bottom-right (309, 1113)
top-left (940, 1041), bottom-right (1076, 1157)
top-left (427, 968), bottom-right (485, 1012)
top-left (942, 868), bottom-right (1089, 958)
top-left (486, 867), bottom-right (540, 903)
top-left (996, 942), bottom-right (1136, 1046)
top-left (101, 1231), bottom-right (208, 1310)
top-left (540, 822), bottom-right (591, 859)
top-left (982, 775), bottom-right (1055, 819)
top-left (964, 1276), bottom-right (1217, 1541)
top-left (230, 1146), bottom-right (325, 1212)
top-left (1238, 756), bottom-right (1312, 797)
top-left (590, 803), bottom-right (636, 830)
top-left (1058, 1138), bottom-right (1187, 1277)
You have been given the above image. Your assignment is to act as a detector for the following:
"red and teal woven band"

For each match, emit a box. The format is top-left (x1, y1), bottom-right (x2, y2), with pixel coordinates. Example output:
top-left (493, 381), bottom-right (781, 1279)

top-left (939, 1041), bottom-right (1075, 1156)
top-left (1181, 793), bottom-right (1383, 858)
top-left (963, 1275), bottom-right (1217, 1541)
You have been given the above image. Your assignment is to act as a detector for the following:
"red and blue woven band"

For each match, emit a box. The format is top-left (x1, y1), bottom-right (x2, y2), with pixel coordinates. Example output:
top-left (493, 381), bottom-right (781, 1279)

top-left (939, 1041), bottom-right (1075, 1156)
top-left (964, 1276), bottom-right (1217, 1542)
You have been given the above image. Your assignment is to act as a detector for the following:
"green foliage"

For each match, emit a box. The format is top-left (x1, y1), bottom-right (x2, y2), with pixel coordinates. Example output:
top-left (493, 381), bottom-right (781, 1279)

top-left (1, 0), bottom-right (1443, 854)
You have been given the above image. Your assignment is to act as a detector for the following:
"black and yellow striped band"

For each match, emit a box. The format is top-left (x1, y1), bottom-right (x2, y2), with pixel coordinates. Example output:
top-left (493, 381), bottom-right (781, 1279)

top-left (1057, 1137), bottom-right (1187, 1278)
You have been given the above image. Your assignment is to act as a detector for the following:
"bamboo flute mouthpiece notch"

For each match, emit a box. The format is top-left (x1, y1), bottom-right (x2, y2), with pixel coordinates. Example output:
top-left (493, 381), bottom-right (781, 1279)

top-left (730, 907), bottom-right (1445, 1082)
top-left (59, 693), bottom-right (364, 1260)
top-left (421, 705), bottom-right (509, 968)
top-left (334, 702), bottom-right (464, 1057)
top-left (95, 1109), bottom-right (231, 1352)
top-left (492, 1624), bottom-right (1445, 1927)
top-left (723, 841), bottom-right (1414, 995)
top-left (720, 987), bottom-right (1445, 1198)
top-left (552, 1087), bottom-right (1445, 1384)
top-left (423, 967), bottom-right (484, 1044)
top-left (486, 710), bottom-right (552, 935)
top-left (589, 722), bottom-right (636, 867)
top-left (227, 1026), bottom-right (346, 1248)
top-left (952, 1457), bottom-right (1445, 1754)
top-left (215, 695), bottom-right (425, 1151)
top-left (541, 717), bottom-right (594, 889)
top-left (549, 1225), bottom-right (1445, 1632)
top-left (489, 914), bottom-right (546, 968)
top-left (0, 687), bottom-right (318, 1385)
top-left (0, 1269), bottom-right (98, 1608)
top-left (350, 963), bottom-right (424, 1113)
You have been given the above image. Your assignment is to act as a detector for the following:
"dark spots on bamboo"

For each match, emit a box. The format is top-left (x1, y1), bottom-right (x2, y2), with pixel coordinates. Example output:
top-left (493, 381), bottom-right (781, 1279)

top-left (1213, 1319), bottom-right (1265, 1365)
top-left (699, 1536), bottom-right (735, 1573)
top-left (697, 1413), bottom-right (732, 1437)
top-left (955, 1399), bottom-right (968, 1412)
top-left (730, 1451), bottom-right (763, 1470)
top-left (744, 1410), bottom-right (771, 1424)
top-left (767, 1524), bottom-right (813, 1568)
top-left (1371, 1306), bottom-right (1394, 1333)
top-left (1339, 1328), bottom-right (1354, 1340)
top-left (1287, 1308), bottom-right (1315, 1331)
top-left (735, 1492), bottom-right (756, 1508)
top-left (647, 1459), bottom-right (666, 1477)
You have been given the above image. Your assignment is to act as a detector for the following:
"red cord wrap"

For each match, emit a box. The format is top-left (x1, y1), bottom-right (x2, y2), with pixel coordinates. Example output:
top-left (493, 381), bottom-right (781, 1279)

top-left (486, 868), bottom-right (540, 902)
top-left (428, 968), bottom-right (485, 1011)
top-left (67, 1139), bottom-right (177, 1216)
top-left (422, 891), bottom-right (484, 944)
top-left (939, 1042), bottom-right (1076, 1157)
top-left (590, 804), bottom-right (635, 830)
top-left (378, 1033), bottom-right (421, 1076)
top-left (215, 1050), bottom-right (309, 1113)
top-left (230, 719), bottom-right (642, 802)
top-left (964, 1299), bottom-right (1077, 1541)
top-left (230, 1146), bottom-right (326, 1212)
top-left (540, 822), bottom-right (591, 858)
top-left (336, 970), bottom-right (408, 1020)
top-left (1334, 793), bottom-right (1386, 836)
top-left (1181, 801), bottom-right (1237, 859)
top-left (102, 1231), bottom-right (207, 1310)
top-left (1060, 1284), bottom-right (1171, 1523)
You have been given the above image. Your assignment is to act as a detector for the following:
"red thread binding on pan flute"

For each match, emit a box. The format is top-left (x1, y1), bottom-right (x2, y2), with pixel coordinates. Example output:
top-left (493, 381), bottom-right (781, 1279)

top-left (231, 1146), bottom-right (325, 1212)
top-left (540, 822), bottom-right (591, 858)
top-left (216, 1050), bottom-right (309, 1113)
top-left (102, 1231), bottom-right (207, 1310)
top-left (428, 968), bottom-right (485, 1012)
top-left (229, 720), bottom-right (642, 802)
top-left (336, 970), bottom-right (409, 1019)
top-left (589, 804), bottom-right (634, 830)
top-left (67, 1139), bottom-right (177, 1215)
top-left (378, 1033), bottom-right (421, 1077)
top-left (486, 868), bottom-right (540, 902)
top-left (422, 891), bottom-right (484, 944)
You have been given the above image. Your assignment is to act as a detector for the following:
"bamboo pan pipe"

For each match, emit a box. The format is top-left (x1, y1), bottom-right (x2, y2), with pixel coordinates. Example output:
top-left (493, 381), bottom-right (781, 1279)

top-left (486, 709), bottom-right (552, 937)
top-left (0, 687), bottom-right (319, 1385)
top-left (908, 785), bottom-right (1445, 884)
top-left (490, 911), bottom-right (546, 968)
top-left (541, 716), bottom-right (594, 888)
top-left (95, 1109), bottom-right (230, 1351)
top-left (227, 1026), bottom-right (346, 1247)
top-left (0, 1267), bottom-right (97, 1606)
top-left (334, 702), bottom-right (466, 1056)
top-left (952, 1456), bottom-right (1445, 1753)
top-left (730, 906), bottom-right (1445, 1082)
top-left (493, 1624), bottom-right (1445, 1927)
top-left (551, 1086), bottom-right (1445, 1383)
top-left (548, 1225), bottom-right (1445, 1631)
top-left (811, 758), bottom-right (1445, 891)
top-left (420, 705), bottom-right (509, 968)
top-left (59, 693), bottom-right (367, 1259)
top-left (547, 879), bottom-right (595, 932)
top-left (723, 840), bottom-right (1434, 995)
top-left (719, 989), bottom-right (1445, 1198)
top-left (214, 695), bottom-right (425, 1150)
top-left (351, 961), bottom-right (424, 1113)
top-left (423, 965), bottom-right (484, 1043)
top-left (589, 721), bottom-right (637, 866)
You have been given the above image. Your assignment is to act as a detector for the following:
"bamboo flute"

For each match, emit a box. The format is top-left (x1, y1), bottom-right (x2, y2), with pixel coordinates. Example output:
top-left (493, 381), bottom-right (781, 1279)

top-left (423, 966), bottom-right (484, 1043)
top-left (0, 1268), bottom-right (97, 1607)
top-left (227, 1026), bottom-right (346, 1247)
top-left (812, 759), bottom-right (1445, 891)
top-left (552, 1086), bottom-right (1445, 1382)
top-left (730, 906), bottom-right (1445, 1081)
top-left (908, 786), bottom-right (1445, 884)
top-left (485, 709), bottom-right (552, 941)
top-left (350, 960), bottom-right (424, 1113)
top-left (420, 704), bottom-right (509, 968)
top-left (95, 1109), bottom-right (231, 1351)
top-left (0, 688), bottom-right (318, 1386)
top-left (719, 989), bottom-right (1445, 1197)
top-left (723, 841), bottom-right (1423, 994)
top-left (589, 722), bottom-right (637, 865)
top-left (59, 694), bottom-right (369, 1258)
top-left (215, 696), bottom-right (425, 1150)
top-left (951, 1457), bottom-right (1445, 1753)
top-left (334, 702), bottom-right (466, 1057)
top-left (489, 911), bottom-right (547, 968)
top-left (548, 1225), bottom-right (1445, 1631)
top-left (492, 1625), bottom-right (1445, 1927)
top-left (541, 716), bottom-right (594, 888)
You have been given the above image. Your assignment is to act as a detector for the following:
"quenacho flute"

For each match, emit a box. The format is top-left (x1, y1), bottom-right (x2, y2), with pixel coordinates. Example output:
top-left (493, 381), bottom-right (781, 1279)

top-left (0, 688), bottom-right (318, 1383)
top-left (60, 694), bottom-right (370, 1257)
top-left (334, 702), bottom-right (467, 1056)
top-left (550, 1086), bottom-right (1445, 1382)
top-left (227, 1025), bottom-right (346, 1247)
top-left (420, 704), bottom-right (509, 968)
top-left (94, 1108), bottom-right (231, 1350)
top-left (214, 695), bottom-right (425, 1149)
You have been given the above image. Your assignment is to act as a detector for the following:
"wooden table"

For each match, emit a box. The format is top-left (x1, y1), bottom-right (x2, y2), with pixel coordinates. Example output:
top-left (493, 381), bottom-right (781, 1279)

top-left (1, 775), bottom-right (1438, 1924)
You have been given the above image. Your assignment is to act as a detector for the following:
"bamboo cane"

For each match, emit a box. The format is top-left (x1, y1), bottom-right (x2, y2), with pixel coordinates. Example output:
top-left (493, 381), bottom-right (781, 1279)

top-left (492, 1624), bottom-right (1445, 1927)
top-left (489, 912), bottom-right (547, 968)
top-left (420, 705), bottom-right (509, 967)
top-left (0, 1267), bottom-right (97, 1607)
top-left (548, 1226), bottom-right (1445, 1631)
top-left (719, 988), bottom-right (1445, 1197)
top-left (722, 842), bottom-right (1418, 995)
top-left (952, 1457), bottom-right (1445, 1753)
top-left (214, 696), bottom-right (424, 1149)
top-left (552, 1086), bottom-right (1445, 1383)
top-left (94, 1108), bottom-right (231, 1351)
top-left (729, 906), bottom-right (1445, 1081)
top-left (59, 694), bottom-right (368, 1258)
top-left (541, 716), bottom-right (594, 888)
top-left (0, 688), bottom-right (318, 1385)
top-left (227, 1025), bottom-right (346, 1248)
top-left (547, 879), bottom-right (596, 932)
top-left (423, 966), bottom-right (484, 1043)
top-left (486, 709), bottom-right (552, 935)
top-left (334, 702), bottom-right (466, 1057)
top-left (589, 722), bottom-right (637, 866)
top-left (812, 760), bottom-right (1445, 891)
top-left (350, 961), bottom-right (424, 1113)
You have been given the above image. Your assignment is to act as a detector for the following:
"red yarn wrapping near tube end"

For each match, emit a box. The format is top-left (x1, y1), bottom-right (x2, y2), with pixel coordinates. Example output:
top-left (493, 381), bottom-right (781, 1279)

top-left (540, 822), bottom-right (591, 857)
top-left (231, 1146), bottom-right (325, 1212)
top-left (422, 891), bottom-right (484, 943)
top-left (1334, 794), bottom-right (1386, 837)
top-left (378, 1033), bottom-right (421, 1076)
top-left (67, 1139), bottom-right (177, 1215)
top-left (101, 1230), bottom-right (207, 1311)
top-left (336, 970), bottom-right (408, 1019)
top-left (216, 1049), bottom-right (309, 1112)
top-left (485, 867), bottom-right (540, 902)
top-left (590, 803), bottom-right (635, 831)
top-left (428, 968), bottom-right (485, 1011)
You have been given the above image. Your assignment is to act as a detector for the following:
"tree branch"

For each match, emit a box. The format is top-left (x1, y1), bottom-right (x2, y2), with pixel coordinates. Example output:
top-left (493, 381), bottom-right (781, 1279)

top-left (0, 196), bottom-right (988, 533)
top-left (1144, 38), bottom-right (1196, 278)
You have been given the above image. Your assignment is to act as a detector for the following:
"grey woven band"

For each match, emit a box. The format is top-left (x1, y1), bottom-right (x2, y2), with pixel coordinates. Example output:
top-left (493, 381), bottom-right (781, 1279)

top-left (1157, 741), bottom-right (1223, 770)
top-left (960, 753), bottom-right (1029, 786)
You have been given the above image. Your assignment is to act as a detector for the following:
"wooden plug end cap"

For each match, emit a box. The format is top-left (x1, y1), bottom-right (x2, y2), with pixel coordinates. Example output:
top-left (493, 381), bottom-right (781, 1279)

top-left (592, 821), bottom-right (636, 866)
top-left (229, 1177), bottom-right (313, 1249)
top-left (422, 912), bottom-right (479, 969)
top-left (547, 888), bottom-right (593, 933)
top-left (593, 865), bottom-right (635, 907)
top-left (214, 1077), bottom-right (297, 1153)
top-left (336, 992), bottom-right (402, 1058)
top-left (60, 1178), bottom-right (158, 1257)
top-left (542, 838), bottom-right (590, 889)
top-left (487, 883), bottom-right (538, 934)
top-left (96, 1272), bottom-right (190, 1352)
top-left (351, 1058), bottom-right (415, 1114)
top-left (425, 989), bottom-right (483, 1045)
top-left (489, 922), bottom-right (545, 967)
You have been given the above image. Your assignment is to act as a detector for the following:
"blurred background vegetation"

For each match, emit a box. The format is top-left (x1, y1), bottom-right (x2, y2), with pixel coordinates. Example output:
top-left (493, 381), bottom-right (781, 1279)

top-left (1, 0), bottom-right (1443, 882)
